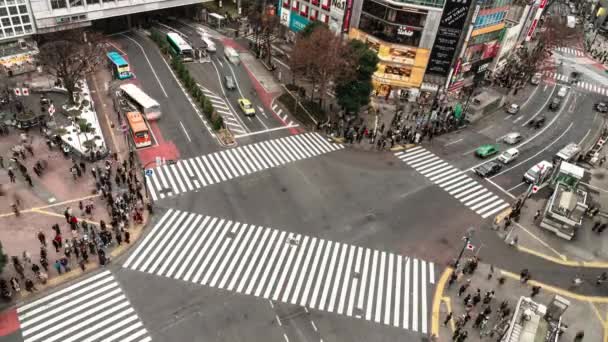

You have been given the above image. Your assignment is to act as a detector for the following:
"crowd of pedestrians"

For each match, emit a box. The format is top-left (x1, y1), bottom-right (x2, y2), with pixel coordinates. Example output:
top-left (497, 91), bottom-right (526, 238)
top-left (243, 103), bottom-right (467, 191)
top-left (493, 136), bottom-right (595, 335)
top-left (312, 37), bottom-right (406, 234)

top-left (1, 131), bottom-right (147, 301)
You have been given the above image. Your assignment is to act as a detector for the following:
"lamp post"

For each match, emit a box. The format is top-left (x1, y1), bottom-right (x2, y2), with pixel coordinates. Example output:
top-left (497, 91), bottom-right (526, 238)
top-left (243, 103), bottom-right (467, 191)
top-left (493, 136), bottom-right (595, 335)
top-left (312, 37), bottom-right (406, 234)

top-left (454, 227), bottom-right (475, 269)
top-left (142, 160), bottom-right (157, 204)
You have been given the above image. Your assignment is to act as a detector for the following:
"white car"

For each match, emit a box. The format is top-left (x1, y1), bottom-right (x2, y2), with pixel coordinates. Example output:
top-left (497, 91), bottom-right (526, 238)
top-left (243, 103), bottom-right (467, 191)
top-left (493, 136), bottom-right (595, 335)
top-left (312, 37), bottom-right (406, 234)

top-left (504, 132), bottom-right (523, 145)
top-left (507, 103), bottom-right (520, 114)
top-left (498, 148), bottom-right (520, 164)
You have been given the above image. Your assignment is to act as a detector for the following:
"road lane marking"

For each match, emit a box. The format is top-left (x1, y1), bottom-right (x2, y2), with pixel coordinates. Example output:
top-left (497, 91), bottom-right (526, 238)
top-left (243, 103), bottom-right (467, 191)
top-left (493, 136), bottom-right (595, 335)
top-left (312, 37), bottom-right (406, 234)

top-left (120, 34), bottom-right (168, 98)
top-left (522, 84), bottom-right (557, 127)
top-left (444, 138), bottom-right (463, 146)
top-left (179, 121), bottom-right (192, 142)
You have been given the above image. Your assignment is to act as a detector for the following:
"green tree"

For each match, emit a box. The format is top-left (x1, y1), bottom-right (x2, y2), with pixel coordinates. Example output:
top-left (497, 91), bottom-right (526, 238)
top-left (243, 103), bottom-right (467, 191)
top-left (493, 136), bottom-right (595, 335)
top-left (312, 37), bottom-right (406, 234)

top-left (335, 40), bottom-right (378, 114)
top-left (299, 21), bottom-right (327, 38)
top-left (0, 242), bottom-right (8, 274)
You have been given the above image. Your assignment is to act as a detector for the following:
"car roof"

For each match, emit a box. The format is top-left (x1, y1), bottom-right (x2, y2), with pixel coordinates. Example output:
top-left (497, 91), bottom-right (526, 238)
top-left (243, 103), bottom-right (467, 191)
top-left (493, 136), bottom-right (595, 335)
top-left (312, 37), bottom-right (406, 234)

top-left (239, 98), bottom-right (251, 103)
top-left (506, 132), bottom-right (521, 137)
top-left (478, 144), bottom-right (495, 150)
top-left (504, 148), bottom-right (519, 154)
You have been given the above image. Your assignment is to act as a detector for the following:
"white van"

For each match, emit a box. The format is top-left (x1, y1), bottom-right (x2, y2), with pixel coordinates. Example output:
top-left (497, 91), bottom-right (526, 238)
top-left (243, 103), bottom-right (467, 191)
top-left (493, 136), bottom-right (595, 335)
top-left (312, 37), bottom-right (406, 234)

top-left (557, 86), bottom-right (568, 98)
top-left (523, 160), bottom-right (554, 184)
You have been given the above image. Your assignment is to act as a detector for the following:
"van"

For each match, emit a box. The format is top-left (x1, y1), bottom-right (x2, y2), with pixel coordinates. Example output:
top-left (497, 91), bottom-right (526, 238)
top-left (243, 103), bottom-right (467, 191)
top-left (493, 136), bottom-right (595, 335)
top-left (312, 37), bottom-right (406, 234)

top-left (523, 160), bottom-right (554, 184)
top-left (555, 143), bottom-right (581, 162)
top-left (557, 86), bottom-right (568, 98)
top-left (498, 148), bottom-right (519, 164)
top-left (224, 75), bottom-right (236, 90)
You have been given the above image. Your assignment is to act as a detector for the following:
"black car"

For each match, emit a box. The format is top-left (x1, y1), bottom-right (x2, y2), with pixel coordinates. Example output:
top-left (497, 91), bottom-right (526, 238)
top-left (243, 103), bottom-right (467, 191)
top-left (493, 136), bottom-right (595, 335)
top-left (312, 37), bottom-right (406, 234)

top-left (596, 102), bottom-right (608, 113)
top-left (474, 161), bottom-right (502, 178)
top-left (528, 115), bottom-right (546, 129)
top-left (549, 97), bottom-right (561, 111)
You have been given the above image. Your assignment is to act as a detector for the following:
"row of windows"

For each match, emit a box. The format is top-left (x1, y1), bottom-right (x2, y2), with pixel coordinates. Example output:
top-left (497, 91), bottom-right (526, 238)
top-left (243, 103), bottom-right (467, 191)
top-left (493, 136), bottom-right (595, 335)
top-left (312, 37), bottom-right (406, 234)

top-left (474, 11), bottom-right (506, 28)
top-left (0, 23), bottom-right (32, 37)
top-left (51, 0), bottom-right (128, 10)
top-left (0, 0), bottom-right (27, 6)
top-left (0, 4), bottom-right (27, 17)
top-left (476, 0), bottom-right (512, 9)
top-left (1, 15), bottom-right (29, 27)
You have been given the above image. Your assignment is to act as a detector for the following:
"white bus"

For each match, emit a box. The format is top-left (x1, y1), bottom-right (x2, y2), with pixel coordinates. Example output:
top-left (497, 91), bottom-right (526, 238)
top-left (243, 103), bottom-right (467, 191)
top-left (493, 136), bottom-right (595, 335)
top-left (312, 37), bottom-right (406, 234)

top-left (202, 35), bottom-right (216, 52)
top-left (119, 83), bottom-right (162, 121)
top-left (567, 15), bottom-right (576, 28)
top-left (167, 32), bottom-right (194, 62)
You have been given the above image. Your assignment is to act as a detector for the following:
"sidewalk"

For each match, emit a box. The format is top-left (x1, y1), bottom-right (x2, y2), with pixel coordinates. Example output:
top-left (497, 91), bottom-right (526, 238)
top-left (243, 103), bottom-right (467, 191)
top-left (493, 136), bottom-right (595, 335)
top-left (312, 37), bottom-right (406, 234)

top-left (435, 264), bottom-right (605, 341)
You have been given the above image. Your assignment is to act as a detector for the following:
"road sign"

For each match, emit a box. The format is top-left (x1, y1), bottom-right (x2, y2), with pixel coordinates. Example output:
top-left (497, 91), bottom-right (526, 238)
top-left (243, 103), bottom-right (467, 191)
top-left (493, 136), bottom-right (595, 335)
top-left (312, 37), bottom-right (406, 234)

top-left (532, 185), bottom-right (539, 194)
top-left (466, 243), bottom-right (475, 251)
top-left (21, 88), bottom-right (29, 96)
top-left (48, 104), bottom-right (55, 116)
top-left (145, 169), bottom-right (153, 177)
top-left (13, 88), bottom-right (21, 96)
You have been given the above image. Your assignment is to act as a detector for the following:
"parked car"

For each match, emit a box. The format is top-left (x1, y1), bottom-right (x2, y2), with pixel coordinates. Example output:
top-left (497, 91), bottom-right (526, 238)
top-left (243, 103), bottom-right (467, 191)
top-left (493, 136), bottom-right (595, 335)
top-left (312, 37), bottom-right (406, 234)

top-left (474, 161), bottom-right (503, 178)
top-left (506, 103), bottom-right (520, 114)
top-left (475, 144), bottom-right (499, 158)
top-left (595, 102), bottom-right (608, 113)
top-left (529, 116), bottom-right (546, 128)
top-left (549, 97), bottom-right (562, 111)
top-left (224, 75), bottom-right (236, 90)
top-left (498, 148), bottom-right (520, 164)
top-left (504, 132), bottom-right (523, 145)
top-left (530, 72), bottom-right (542, 85)
top-left (238, 98), bottom-right (255, 116)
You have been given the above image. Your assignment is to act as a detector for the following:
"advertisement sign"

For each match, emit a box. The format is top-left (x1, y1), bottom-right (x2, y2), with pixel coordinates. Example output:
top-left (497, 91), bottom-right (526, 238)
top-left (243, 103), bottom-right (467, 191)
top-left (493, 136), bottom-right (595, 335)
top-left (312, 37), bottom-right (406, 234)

top-left (279, 5), bottom-right (291, 27)
top-left (289, 12), bottom-right (309, 32)
top-left (330, 0), bottom-right (345, 19)
top-left (482, 41), bottom-right (501, 59)
top-left (427, 0), bottom-right (473, 76)
top-left (341, 0), bottom-right (354, 33)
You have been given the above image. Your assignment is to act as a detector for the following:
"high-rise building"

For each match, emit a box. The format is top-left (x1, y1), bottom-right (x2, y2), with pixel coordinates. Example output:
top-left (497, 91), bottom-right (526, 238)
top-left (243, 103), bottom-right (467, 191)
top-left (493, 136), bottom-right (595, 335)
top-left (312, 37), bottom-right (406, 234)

top-left (348, 0), bottom-right (444, 98)
top-left (277, 0), bottom-right (355, 36)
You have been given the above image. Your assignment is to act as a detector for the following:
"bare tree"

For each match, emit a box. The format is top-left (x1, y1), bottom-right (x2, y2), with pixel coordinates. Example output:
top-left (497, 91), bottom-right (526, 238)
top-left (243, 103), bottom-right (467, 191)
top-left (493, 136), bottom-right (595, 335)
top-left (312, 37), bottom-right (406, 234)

top-left (37, 29), bottom-right (103, 104)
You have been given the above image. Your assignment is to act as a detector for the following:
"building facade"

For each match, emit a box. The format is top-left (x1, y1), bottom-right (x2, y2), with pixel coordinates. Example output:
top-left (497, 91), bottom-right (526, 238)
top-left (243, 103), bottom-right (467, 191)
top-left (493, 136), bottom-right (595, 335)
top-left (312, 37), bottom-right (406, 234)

top-left (348, 0), bottom-right (443, 97)
top-left (277, 0), bottom-right (355, 35)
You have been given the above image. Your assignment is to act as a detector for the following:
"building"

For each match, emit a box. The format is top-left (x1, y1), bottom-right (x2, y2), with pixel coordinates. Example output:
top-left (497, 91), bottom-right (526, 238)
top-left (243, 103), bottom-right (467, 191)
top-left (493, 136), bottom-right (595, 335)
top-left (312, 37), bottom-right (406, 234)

top-left (502, 296), bottom-right (567, 342)
top-left (277, 0), bottom-right (355, 36)
top-left (490, 1), bottom-right (532, 73)
top-left (348, 0), bottom-right (444, 97)
top-left (0, 0), bottom-right (37, 75)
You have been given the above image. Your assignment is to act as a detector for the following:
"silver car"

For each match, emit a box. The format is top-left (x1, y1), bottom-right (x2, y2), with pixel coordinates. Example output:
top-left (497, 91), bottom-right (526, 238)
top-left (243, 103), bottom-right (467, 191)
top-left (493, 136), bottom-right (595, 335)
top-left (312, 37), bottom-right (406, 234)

top-left (504, 132), bottom-right (523, 145)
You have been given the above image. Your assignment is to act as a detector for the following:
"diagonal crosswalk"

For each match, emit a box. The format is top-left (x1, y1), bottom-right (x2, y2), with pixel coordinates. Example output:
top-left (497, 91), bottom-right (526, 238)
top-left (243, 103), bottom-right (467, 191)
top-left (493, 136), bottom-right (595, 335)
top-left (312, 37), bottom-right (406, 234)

top-left (145, 133), bottom-right (343, 201)
top-left (123, 209), bottom-right (436, 333)
top-left (544, 72), bottom-right (608, 96)
top-left (17, 271), bottom-right (151, 342)
top-left (555, 47), bottom-right (585, 57)
top-left (198, 85), bottom-right (248, 135)
top-left (395, 147), bottom-right (510, 219)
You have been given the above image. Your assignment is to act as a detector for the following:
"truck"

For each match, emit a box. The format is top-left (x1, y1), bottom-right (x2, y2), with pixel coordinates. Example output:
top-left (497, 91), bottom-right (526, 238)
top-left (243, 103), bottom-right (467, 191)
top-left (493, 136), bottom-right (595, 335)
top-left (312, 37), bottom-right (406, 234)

top-left (567, 15), bottom-right (576, 28)
top-left (555, 143), bottom-right (581, 162)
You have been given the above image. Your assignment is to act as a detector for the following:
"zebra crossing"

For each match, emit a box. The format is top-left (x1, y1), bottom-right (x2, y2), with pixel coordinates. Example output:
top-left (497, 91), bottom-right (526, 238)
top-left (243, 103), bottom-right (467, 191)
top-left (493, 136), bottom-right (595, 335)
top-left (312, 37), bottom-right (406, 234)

top-left (17, 271), bottom-right (151, 342)
top-left (145, 132), bottom-right (343, 201)
top-left (555, 47), bottom-right (585, 57)
top-left (544, 72), bottom-right (608, 96)
top-left (395, 147), bottom-right (510, 219)
top-left (198, 85), bottom-right (248, 135)
top-left (123, 209), bottom-right (436, 333)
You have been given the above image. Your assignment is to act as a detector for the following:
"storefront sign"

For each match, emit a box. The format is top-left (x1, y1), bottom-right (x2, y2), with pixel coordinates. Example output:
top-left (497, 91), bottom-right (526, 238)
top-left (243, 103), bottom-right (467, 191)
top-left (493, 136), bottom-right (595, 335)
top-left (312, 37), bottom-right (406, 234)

top-left (471, 22), bottom-right (505, 37)
top-left (289, 12), bottom-right (310, 32)
top-left (427, 0), bottom-right (473, 76)
top-left (341, 0), bottom-right (354, 33)
top-left (279, 5), bottom-right (291, 27)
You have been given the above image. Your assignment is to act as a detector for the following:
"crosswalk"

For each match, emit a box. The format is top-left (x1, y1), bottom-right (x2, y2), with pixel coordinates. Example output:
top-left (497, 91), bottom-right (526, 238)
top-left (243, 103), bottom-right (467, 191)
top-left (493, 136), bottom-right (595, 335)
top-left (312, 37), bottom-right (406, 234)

top-left (17, 271), bottom-right (151, 342)
top-left (145, 132), bottom-right (343, 201)
top-left (544, 72), bottom-right (608, 96)
top-left (198, 85), bottom-right (248, 135)
top-left (123, 209), bottom-right (436, 333)
top-left (555, 47), bottom-right (585, 57)
top-left (395, 147), bottom-right (510, 219)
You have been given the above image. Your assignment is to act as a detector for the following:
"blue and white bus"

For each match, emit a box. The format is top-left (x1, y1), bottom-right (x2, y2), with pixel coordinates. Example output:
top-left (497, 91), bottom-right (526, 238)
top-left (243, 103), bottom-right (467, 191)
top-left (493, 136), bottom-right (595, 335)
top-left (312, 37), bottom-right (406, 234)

top-left (106, 51), bottom-right (132, 80)
top-left (166, 32), bottom-right (194, 62)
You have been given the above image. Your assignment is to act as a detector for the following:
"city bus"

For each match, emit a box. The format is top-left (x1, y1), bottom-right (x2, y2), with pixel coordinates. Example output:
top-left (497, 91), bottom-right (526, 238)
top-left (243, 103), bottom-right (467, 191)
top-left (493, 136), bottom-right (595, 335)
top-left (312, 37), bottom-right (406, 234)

top-left (166, 32), bottom-right (194, 62)
top-left (106, 51), bottom-right (132, 80)
top-left (126, 111), bottom-right (152, 148)
top-left (119, 83), bottom-right (162, 121)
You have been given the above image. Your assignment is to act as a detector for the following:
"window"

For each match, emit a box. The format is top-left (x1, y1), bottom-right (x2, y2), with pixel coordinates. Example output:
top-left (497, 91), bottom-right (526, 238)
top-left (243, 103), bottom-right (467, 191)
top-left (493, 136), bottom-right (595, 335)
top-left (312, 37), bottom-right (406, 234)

top-left (51, 0), bottom-right (66, 9)
top-left (311, 0), bottom-right (318, 5)
top-left (310, 9), bottom-right (318, 20)
top-left (292, 1), bottom-right (298, 10)
top-left (103, 0), bottom-right (114, 3)
top-left (0, 8), bottom-right (7, 16)
top-left (23, 24), bottom-right (31, 32)
top-left (282, 0), bottom-right (289, 8)
top-left (0, 1), bottom-right (5, 6)
top-left (1, 18), bottom-right (10, 26)
top-left (21, 15), bottom-right (28, 23)
top-left (4, 27), bottom-right (12, 36)
top-left (10, 16), bottom-right (19, 25)
top-left (8, 6), bottom-right (17, 15)
top-left (18, 5), bottom-right (25, 12)
top-left (300, 3), bottom-right (308, 16)
top-left (321, 0), bottom-right (329, 10)
top-left (13, 25), bottom-right (21, 34)
top-left (70, 0), bottom-right (83, 6)
top-left (87, 0), bottom-right (100, 4)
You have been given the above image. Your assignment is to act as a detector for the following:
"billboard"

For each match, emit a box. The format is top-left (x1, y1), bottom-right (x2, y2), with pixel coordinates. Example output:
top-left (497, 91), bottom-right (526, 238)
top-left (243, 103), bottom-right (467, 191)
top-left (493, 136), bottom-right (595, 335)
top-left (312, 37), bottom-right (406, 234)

top-left (289, 12), bottom-right (310, 32)
top-left (427, 0), bottom-right (473, 76)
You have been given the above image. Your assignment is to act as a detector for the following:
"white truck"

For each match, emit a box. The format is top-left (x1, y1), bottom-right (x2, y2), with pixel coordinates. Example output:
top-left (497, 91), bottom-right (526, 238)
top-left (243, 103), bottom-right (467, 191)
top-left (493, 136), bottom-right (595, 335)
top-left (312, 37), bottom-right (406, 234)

top-left (555, 143), bottom-right (581, 162)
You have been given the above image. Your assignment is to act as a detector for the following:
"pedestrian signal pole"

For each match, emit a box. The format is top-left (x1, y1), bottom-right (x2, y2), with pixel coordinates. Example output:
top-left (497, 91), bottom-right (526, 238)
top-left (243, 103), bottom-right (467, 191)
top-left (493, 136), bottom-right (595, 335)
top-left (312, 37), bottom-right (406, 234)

top-left (454, 227), bottom-right (475, 269)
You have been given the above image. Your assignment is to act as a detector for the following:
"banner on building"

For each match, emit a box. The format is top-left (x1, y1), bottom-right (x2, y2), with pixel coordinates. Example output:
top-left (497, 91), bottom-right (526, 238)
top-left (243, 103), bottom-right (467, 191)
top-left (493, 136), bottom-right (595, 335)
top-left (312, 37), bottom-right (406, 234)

top-left (427, 0), bottom-right (474, 76)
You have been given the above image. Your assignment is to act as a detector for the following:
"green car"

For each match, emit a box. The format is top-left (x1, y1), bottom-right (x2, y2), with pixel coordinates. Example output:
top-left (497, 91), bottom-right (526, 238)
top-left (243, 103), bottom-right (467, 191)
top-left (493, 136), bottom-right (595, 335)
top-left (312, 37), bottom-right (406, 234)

top-left (475, 144), bottom-right (499, 158)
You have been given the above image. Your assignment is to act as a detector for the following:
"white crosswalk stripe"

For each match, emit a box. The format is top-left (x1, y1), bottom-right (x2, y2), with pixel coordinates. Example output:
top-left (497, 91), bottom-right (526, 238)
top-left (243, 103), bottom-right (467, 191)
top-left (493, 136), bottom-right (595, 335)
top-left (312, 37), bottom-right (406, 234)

top-left (17, 271), bottom-right (151, 342)
top-left (124, 209), bottom-right (436, 333)
top-left (145, 133), bottom-right (342, 201)
top-left (556, 47), bottom-right (584, 57)
top-left (545, 72), bottom-right (608, 96)
top-left (395, 148), bottom-right (509, 218)
top-left (198, 85), bottom-right (247, 135)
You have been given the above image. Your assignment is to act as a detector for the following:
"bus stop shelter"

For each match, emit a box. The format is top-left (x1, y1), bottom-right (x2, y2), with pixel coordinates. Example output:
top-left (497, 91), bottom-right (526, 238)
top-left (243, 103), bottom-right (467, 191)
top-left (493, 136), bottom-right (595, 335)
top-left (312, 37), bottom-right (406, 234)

top-left (207, 13), bottom-right (225, 29)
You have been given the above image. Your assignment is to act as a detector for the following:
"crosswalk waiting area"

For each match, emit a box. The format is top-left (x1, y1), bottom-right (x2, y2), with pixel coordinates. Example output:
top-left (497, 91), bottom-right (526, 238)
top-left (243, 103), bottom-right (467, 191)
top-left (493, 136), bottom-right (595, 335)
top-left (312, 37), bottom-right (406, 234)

top-left (17, 271), bottom-right (151, 342)
top-left (145, 132), bottom-right (343, 201)
top-left (395, 147), bottom-right (510, 219)
top-left (123, 209), bottom-right (436, 333)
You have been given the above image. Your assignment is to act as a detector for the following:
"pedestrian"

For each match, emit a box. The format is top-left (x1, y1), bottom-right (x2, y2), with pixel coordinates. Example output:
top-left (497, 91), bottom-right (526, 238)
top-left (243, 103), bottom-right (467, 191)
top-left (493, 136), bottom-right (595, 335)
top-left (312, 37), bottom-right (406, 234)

top-left (22, 251), bottom-right (31, 264)
top-left (79, 259), bottom-right (86, 271)
top-left (124, 230), bottom-right (131, 244)
top-left (0, 156), bottom-right (3, 168)
top-left (592, 221), bottom-right (601, 232)
top-left (53, 260), bottom-right (62, 274)
top-left (24, 173), bottom-right (33, 187)
top-left (7, 168), bottom-right (15, 182)
top-left (488, 264), bottom-right (494, 280)
top-left (483, 290), bottom-right (494, 304)
top-left (64, 207), bottom-right (71, 223)
top-left (458, 283), bottom-right (469, 297)
top-left (572, 277), bottom-right (583, 287)
top-left (531, 285), bottom-right (541, 297)
top-left (443, 312), bottom-right (453, 326)
top-left (60, 257), bottom-right (70, 272)
top-left (463, 294), bottom-right (472, 306)
top-left (115, 231), bottom-right (122, 245)
top-left (472, 291), bottom-right (481, 306)
top-left (37, 230), bottom-right (46, 246)
top-left (534, 209), bottom-right (541, 221)
top-left (574, 331), bottom-right (584, 341)
top-left (520, 269), bottom-right (530, 283)
top-left (447, 272), bottom-right (457, 288)
top-left (456, 330), bottom-right (468, 342)
top-left (24, 279), bottom-right (36, 292)
top-left (31, 263), bottom-right (40, 274)
top-left (9, 277), bottom-right (20, 292)
top-left (596, 272), bottom-right (607, 285)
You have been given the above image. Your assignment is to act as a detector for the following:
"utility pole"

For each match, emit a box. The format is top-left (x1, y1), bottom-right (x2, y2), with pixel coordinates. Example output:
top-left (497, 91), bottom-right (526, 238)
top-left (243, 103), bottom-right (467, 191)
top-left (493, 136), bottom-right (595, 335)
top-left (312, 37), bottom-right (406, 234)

top-left (454, 227), bottom-right (475, 269)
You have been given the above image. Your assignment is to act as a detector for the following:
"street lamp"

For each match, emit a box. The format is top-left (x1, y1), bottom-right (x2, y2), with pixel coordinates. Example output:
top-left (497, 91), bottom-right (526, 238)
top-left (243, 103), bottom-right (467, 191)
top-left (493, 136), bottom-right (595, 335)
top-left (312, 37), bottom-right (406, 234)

top-left (454, 227), bottom-right (475, 269)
